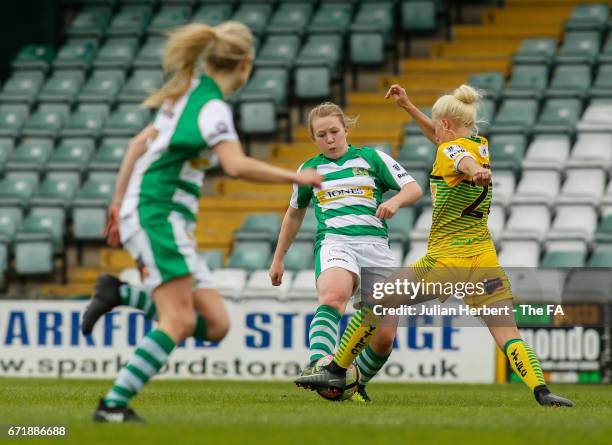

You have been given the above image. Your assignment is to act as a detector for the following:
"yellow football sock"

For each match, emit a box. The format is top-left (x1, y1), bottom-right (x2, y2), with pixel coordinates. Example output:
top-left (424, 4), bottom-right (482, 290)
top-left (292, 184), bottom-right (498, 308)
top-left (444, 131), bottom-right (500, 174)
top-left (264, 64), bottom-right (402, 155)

top-left (334, 308), bottom-right (380, 369)
top-left (504, 338), bottom-right (546, 392)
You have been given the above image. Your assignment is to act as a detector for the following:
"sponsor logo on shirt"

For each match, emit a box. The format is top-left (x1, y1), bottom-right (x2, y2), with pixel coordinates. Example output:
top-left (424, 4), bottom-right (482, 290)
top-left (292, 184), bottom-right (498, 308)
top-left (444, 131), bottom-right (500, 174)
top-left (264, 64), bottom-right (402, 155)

top-left (443, 145), bottom-right (467, 160)
top-left (207, 121), bottom-right (229, 142)
top-left (316, 185), bottom-right (374, 203)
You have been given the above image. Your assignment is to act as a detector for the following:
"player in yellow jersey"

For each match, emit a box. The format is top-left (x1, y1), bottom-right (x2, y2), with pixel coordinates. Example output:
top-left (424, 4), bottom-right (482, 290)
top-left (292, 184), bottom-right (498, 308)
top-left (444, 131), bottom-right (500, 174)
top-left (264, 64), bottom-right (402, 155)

top-left (295, 84), bottom-right (574, 407)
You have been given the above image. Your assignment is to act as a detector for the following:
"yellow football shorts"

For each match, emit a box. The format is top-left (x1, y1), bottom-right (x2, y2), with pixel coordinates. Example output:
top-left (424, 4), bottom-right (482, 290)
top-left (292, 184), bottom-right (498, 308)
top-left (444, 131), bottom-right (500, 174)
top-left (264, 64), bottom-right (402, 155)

top-left (410, 250), bottom-right (513, 307)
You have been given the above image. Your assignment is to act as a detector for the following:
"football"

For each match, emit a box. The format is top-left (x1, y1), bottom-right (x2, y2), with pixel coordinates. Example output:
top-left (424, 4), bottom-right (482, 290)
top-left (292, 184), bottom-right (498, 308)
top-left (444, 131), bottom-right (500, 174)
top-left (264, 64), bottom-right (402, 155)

top-left (315, 354), bottom-right (360, 401)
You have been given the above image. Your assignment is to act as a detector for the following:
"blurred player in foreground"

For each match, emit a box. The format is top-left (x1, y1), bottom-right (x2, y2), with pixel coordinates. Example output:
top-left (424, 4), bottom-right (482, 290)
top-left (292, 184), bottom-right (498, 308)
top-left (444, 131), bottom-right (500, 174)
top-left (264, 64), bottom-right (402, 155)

top-left (294, 84), bottom-right (574, 408)
top-left (82, 21), bottom-right (322, 422)
top-left (268, 102), bottom-right (422, 402)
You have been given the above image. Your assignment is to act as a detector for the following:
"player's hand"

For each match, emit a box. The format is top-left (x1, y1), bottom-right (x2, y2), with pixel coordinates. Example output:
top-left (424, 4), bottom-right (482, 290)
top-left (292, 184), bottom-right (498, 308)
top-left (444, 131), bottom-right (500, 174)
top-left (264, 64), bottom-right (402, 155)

top-left (269, 259), bottom-right (284, 286)
top-left (385, 84), bottom-right (411, 109)
top-left (103, 203), bottom-right (121, 248)
top-left (376, 200), bottom-right (400, 220)
top-left (472, 168), bottom-right (492, 187)
top-left (295, 168), bottom-right (323, 187)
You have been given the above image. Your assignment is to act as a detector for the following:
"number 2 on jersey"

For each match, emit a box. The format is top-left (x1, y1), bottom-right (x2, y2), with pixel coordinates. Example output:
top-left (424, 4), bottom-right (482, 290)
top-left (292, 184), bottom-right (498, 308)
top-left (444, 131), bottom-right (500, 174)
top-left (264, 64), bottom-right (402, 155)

top-left (461, 185), bottom-right (489, 219)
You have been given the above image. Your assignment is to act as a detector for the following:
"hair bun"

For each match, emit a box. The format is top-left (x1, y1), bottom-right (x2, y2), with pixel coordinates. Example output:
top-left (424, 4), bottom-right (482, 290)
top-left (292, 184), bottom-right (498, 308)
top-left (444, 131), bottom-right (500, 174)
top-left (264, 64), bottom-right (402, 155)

top-left (453, 84), bottom-right (480, 105)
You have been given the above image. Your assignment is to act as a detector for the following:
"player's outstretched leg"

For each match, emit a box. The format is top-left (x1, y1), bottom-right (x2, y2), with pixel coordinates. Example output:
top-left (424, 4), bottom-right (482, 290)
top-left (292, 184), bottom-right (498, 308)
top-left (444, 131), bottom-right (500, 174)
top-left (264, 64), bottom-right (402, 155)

top-left (81, 276), bottom-right (208, 341)
top-left (351, 325), bottom-right (394, 403)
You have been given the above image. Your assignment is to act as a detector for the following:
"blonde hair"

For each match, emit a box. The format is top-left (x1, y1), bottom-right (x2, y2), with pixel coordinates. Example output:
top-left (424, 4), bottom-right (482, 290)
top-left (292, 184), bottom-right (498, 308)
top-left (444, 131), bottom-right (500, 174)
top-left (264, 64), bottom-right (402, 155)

top-left (307, 102), bottom-right (358, 139)
top-left (431, 84), bottom-right (482, 130)
top-left (143, 21), bottom-right (253, 108)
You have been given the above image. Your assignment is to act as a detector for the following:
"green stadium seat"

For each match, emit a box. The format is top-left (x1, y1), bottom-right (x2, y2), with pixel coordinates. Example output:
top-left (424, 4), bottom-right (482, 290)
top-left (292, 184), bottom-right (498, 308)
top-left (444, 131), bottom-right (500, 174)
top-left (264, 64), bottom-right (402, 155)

top-left (589, 64), bottom-right (612, 98)
top-left (21, 104), bottom-right (70, 138)
top-left (309, 2), bottom-right (353, 35)
top-left (298, 34), bottom-right (343, 75)
top-left (0, 139), bottom-right (15, 173)
top-left (546, 64), bottom-right (591, 98)
top-left (350, 26), bottom-right (385, 66)
top-left (234, 213), bottom-right (281, 243)
top-left (565, 3), bottom-right (609, 32)
top-left (533, 99), bottom-right (582, 135)
top-left (199, 250), bottom-right (225, 270)
top-left (89, 137), bottom-right (129, 172)
top-left (0, 104), bottom-right (29, 138)
top-left (72, 177), bottom-right (115, 240)
top-left (66, 7), bottom-right (112, 38)
top-left (284, 241), bottom-right (314, 271)
top-left (467, 72), bottom-right (505, 101)
top-left (489, 134), bottom-right (527, 173)
top-left (239, 100), bottom-right (277, 135)
top-left (354, 2), bottom-right (395, 43)
top-left (255, 35), bottom-right (300, 68)
top-left (588, 244), bottom-right (612, 267)
top-left (599, 33), bottom-right (612, 63)
top-left (11, 45), bottom-right (55, 72)
top-left (15, 208), bottom-right (66, 275)
top-left (504, 64), bottom-right (549, 99)
top-left (228, 241), bottom-right (271, 271)
top-left (192, 4), bottom-right (233, 26)
top-left (119, 70), bottom-right (163, 103)
top-left (93, 39), bottom-right (139, 70)
top-left (0, 206), bottom-right (23, 244)
top-left (239, 68), bottom-right (288, 108)
top-left (0, 173), bottom-right (39, 208)
top-left (402, 1), bottom-right (437, 32)
top-left (47, 138), bottom-right (95, 175)
top-left (61, 104), bottom-right (110, 138)
top-left (0, 71), bottom-right (45, 104)
top-left (53, 40), bottom-right (97, 70)
top-left (267, 2), bottom-right (313, 36)
top-left (232, 3), bottom-right (272, 36)
top-left (103, 105), bottom-right (150, 137)
top-left (490, 99), bottom-right (539, 135)
top-left (541, 250), bottom-right (586, 268)
top-left (30, 176), bottom-right (79, 209)
top-left (295, 63), bottom-right (331, 101)
top-left (5, 138), bottom-right (54, 173)
top-left (513, 38), bottom-right (557, 66)
top-left (556, 31), bottom-right (600, 65)
top-left (398, 135), bottom-right (435, 170)
top-left (594, 214), bottom-right (612, 243)
top-left (106, 5), bottom-right (153, 38)
top-left (133, 37), bottom-right (165, 69)
top-left (78, 70), bottom-right (125, 104)
top-left (148, 5), bottom-right (191, 35)
top-left (387, 206), bottom-right (416, 246)
top-left (38, 70), bottom-right (85, 104)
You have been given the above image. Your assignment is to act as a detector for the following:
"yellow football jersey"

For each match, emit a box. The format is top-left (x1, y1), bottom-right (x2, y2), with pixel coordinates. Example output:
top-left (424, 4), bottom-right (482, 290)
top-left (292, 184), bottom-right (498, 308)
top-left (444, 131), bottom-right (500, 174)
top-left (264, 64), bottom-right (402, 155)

top-left (427, 136), bottom-right (496, 257)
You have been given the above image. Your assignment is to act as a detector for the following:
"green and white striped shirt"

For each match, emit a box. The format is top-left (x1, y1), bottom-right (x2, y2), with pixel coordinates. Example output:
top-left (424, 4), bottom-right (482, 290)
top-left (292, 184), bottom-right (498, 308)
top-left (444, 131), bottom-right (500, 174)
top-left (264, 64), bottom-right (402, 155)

top-left (120, 75), bottom-right (237, 241)
top-left (290, 145), bottom-right (415, 250)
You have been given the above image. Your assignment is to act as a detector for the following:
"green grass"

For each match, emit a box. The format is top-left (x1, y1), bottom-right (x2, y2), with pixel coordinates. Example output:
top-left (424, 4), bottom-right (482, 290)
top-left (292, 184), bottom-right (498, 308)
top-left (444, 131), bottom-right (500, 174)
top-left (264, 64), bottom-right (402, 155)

top-left (0, 379), bottom-right (611, 444)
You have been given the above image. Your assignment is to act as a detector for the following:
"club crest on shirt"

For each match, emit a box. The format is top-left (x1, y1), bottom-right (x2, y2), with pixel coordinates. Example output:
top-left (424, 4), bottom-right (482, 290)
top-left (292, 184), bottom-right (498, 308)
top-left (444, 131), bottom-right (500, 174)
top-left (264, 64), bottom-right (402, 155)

top-left (479, 145), bottom-right (489, 158)
top-left (352, 167), bottom-right (369, 176)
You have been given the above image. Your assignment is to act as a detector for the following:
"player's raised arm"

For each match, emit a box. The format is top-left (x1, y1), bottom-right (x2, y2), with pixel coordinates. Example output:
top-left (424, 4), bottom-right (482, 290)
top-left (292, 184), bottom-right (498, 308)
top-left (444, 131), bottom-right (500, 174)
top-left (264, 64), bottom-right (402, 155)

top-left (385, 84), bottom-right (436, 144)
top-left (376, 182), bottom-right (422, 220)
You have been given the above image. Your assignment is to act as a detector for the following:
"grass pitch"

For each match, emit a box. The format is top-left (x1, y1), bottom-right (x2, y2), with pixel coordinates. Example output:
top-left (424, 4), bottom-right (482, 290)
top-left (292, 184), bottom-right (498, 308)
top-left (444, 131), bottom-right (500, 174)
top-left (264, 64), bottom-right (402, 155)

top-left (1, 379), bottom-right (611, 445)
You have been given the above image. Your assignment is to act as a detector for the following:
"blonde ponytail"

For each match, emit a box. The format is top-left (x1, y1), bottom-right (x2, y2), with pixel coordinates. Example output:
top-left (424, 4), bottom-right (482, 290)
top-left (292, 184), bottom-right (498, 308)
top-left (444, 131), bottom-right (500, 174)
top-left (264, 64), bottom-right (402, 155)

top-left (143, 21), bottom-right (253, 108)
top-left (432, 84), bottom-right (482, 130)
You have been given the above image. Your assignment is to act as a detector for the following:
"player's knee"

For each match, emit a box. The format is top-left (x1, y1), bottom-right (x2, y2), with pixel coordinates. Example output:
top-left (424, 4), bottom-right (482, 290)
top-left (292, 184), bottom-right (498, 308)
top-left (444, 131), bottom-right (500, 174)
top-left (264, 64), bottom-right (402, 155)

top-left (318, 290), bottom-right (348, 313)
top-left (167, 313), bottom-right (196, 341)
top-left (372, 329), bottom-right (396, 354)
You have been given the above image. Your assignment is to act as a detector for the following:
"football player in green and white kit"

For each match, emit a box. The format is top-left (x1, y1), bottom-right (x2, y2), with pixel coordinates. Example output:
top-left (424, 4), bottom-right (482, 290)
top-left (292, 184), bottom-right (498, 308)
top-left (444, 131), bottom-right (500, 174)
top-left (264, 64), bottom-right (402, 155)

top-left (268, 102), bottom-right (422, 402)
top-left (83, 22), bottom-right (322, 422)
